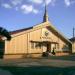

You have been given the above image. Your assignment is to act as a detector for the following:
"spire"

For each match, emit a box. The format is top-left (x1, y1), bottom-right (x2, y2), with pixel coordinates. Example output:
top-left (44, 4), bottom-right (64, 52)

top-left (43, 0), bottom-right (49, 22)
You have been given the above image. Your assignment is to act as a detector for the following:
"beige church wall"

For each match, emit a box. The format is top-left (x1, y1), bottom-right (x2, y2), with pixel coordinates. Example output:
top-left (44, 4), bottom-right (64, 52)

top-left (29, 29), bottom-right (41, 41)
top-left (29, 29), bottom-right (42, 53)
top-left (72, 42), bottom-right (75, 53)
top-left (42, 28), bottom-right (58, 51)
top-left (55, 39), bottom-right (70, 56)
top-left (55, 40), bottom-right (70, 56)
top-left (41, 28), bottom-right (70, 52)
top-left (41, 28), bottom-right (58, 42)
top-left (42, 28), bottom-right (58, 52)
top-left (4, 25), bottom-right (70, 58)
top-left (5, 33), bottom-right (28, 54)
top-left (57, 39), bottom-right (70, 52)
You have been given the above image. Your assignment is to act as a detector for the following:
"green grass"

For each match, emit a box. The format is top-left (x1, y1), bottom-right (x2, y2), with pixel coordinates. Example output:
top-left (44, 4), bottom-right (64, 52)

top-left (0, 66), bottom-right (75, 75)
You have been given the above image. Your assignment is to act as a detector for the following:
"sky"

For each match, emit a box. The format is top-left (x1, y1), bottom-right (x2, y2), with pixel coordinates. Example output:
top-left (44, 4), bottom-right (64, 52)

top-left (0, 0), bottom-right (75, 38)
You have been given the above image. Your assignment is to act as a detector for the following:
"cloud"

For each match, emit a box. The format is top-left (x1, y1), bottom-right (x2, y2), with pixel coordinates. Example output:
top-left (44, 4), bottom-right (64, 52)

top-left (29, 0), bottom-right (56, 6)
top-left (1, 0), bottom-right (39, 14)
top-left (64, 0), bottom-right (75, 7)
top-left (46, 0), bottom-right (52, 5)
top-left (33, 9), bottom-right (39, 14)
top-left (1, 3), bottom-right (12, 9)
top-left (1, 0), bottom-right (57, 14)
top-left (46, 0), bottom-right (56, 6)
top-left (64, 0), bottom-right (71, 6)
top-left (20, 5), bottom-right (39, 14)
top-left (29, 0), bottom-right (43, 4)
top-left (10, 0), bottom-right (23, 6)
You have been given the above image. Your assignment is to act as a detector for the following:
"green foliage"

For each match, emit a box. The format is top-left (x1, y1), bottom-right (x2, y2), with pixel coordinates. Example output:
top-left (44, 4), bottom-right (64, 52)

top-left (0, 27), bottom-right (11, 41)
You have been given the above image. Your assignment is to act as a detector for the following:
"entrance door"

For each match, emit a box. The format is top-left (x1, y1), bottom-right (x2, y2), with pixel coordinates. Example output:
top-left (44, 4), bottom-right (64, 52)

top-left (47, 43), bottom-right (51, 52)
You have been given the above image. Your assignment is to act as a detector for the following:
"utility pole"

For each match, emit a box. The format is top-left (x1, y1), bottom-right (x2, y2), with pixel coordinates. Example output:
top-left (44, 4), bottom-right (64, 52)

top-left (72, 27), bottom-right (75, 53)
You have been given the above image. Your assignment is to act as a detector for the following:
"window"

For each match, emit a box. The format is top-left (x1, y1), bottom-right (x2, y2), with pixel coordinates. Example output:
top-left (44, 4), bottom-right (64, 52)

top-left (35, 43), bottom-right (39, 49)
top-left (39, 43), bottom-right (41, 49)
top-left (31, 42), bottom-right (41, 49)
top-left (35, 43), bottom-right (41, 49)
top-left (31, 43), bottom-right (34, 49)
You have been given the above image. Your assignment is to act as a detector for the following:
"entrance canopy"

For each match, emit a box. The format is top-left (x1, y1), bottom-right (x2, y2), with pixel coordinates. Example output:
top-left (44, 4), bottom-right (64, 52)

top-left (30, 40), bottom-right (58, 44)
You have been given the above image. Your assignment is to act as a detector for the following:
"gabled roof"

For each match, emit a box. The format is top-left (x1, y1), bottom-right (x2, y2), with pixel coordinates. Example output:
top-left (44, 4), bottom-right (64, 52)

top-left (8, 21), bottom-right (72, 44)
top-left (46, 22), bottom-right (72, 44)
top-left (9, 22), bottom-right (49, 35)
top-left (10, 26), bottom-right (33, 35)
top-left (70, 37), bottom-right (75, 42)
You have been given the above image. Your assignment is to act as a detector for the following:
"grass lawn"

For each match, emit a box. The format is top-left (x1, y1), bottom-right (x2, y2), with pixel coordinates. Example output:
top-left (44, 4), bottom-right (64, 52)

top-left (0, 55), bottom-right (75, 75)
top-left (0, 66), bottom-right (75, 75)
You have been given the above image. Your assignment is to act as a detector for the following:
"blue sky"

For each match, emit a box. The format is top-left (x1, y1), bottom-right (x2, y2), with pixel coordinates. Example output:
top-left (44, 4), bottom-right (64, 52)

top-left (0, 0), bottom-right (75, 38)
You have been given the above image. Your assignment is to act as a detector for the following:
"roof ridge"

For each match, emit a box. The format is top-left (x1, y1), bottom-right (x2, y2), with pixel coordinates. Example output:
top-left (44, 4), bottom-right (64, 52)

top-left (10, 26), bottom-right (33, 35)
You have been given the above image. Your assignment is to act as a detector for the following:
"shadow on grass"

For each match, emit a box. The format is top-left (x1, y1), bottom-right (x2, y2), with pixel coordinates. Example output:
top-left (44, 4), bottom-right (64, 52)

top-left (0, 66), bottom-right (75, 75)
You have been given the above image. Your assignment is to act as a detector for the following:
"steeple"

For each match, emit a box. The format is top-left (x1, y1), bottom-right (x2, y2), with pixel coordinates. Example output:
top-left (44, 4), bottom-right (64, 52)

top-left (43, 0), bottom-right (49, 22)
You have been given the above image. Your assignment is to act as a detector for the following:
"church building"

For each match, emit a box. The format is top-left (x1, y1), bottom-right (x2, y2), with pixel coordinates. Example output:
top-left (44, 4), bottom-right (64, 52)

top-left (70, 37), bottom-right (75, 53)
top-left (0, 4), bottom-right (72, 59)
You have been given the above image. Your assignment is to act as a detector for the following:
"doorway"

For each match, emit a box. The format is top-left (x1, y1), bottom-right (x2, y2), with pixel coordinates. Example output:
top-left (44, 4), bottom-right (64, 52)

top-left (47, 43), bottom-right (51, 52)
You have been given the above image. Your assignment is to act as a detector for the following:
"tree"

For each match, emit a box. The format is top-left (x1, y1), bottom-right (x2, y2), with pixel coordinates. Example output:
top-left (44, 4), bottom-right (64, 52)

top-left (0, 27), bottom-right (11, 41)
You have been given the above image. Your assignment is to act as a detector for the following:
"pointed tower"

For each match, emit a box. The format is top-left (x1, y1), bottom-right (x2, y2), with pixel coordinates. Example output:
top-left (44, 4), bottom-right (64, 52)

top-left (43, 0), bottom-right (49, 22)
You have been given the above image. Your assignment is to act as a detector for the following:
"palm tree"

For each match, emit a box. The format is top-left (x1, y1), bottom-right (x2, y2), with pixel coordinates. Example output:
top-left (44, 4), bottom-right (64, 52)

top-left (0, 27), bottom-right (11, 41)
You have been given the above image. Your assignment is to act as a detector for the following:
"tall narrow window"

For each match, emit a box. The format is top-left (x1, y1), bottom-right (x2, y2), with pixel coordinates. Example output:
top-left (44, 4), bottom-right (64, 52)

top-left (39, 43), bottom-right (41, 49)
top-left (35, 43), bottom-right (38, 49)
top-left (57, 44), bottom-right (59, 50)
top-left (31, 42), bottom-right (34, 49)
